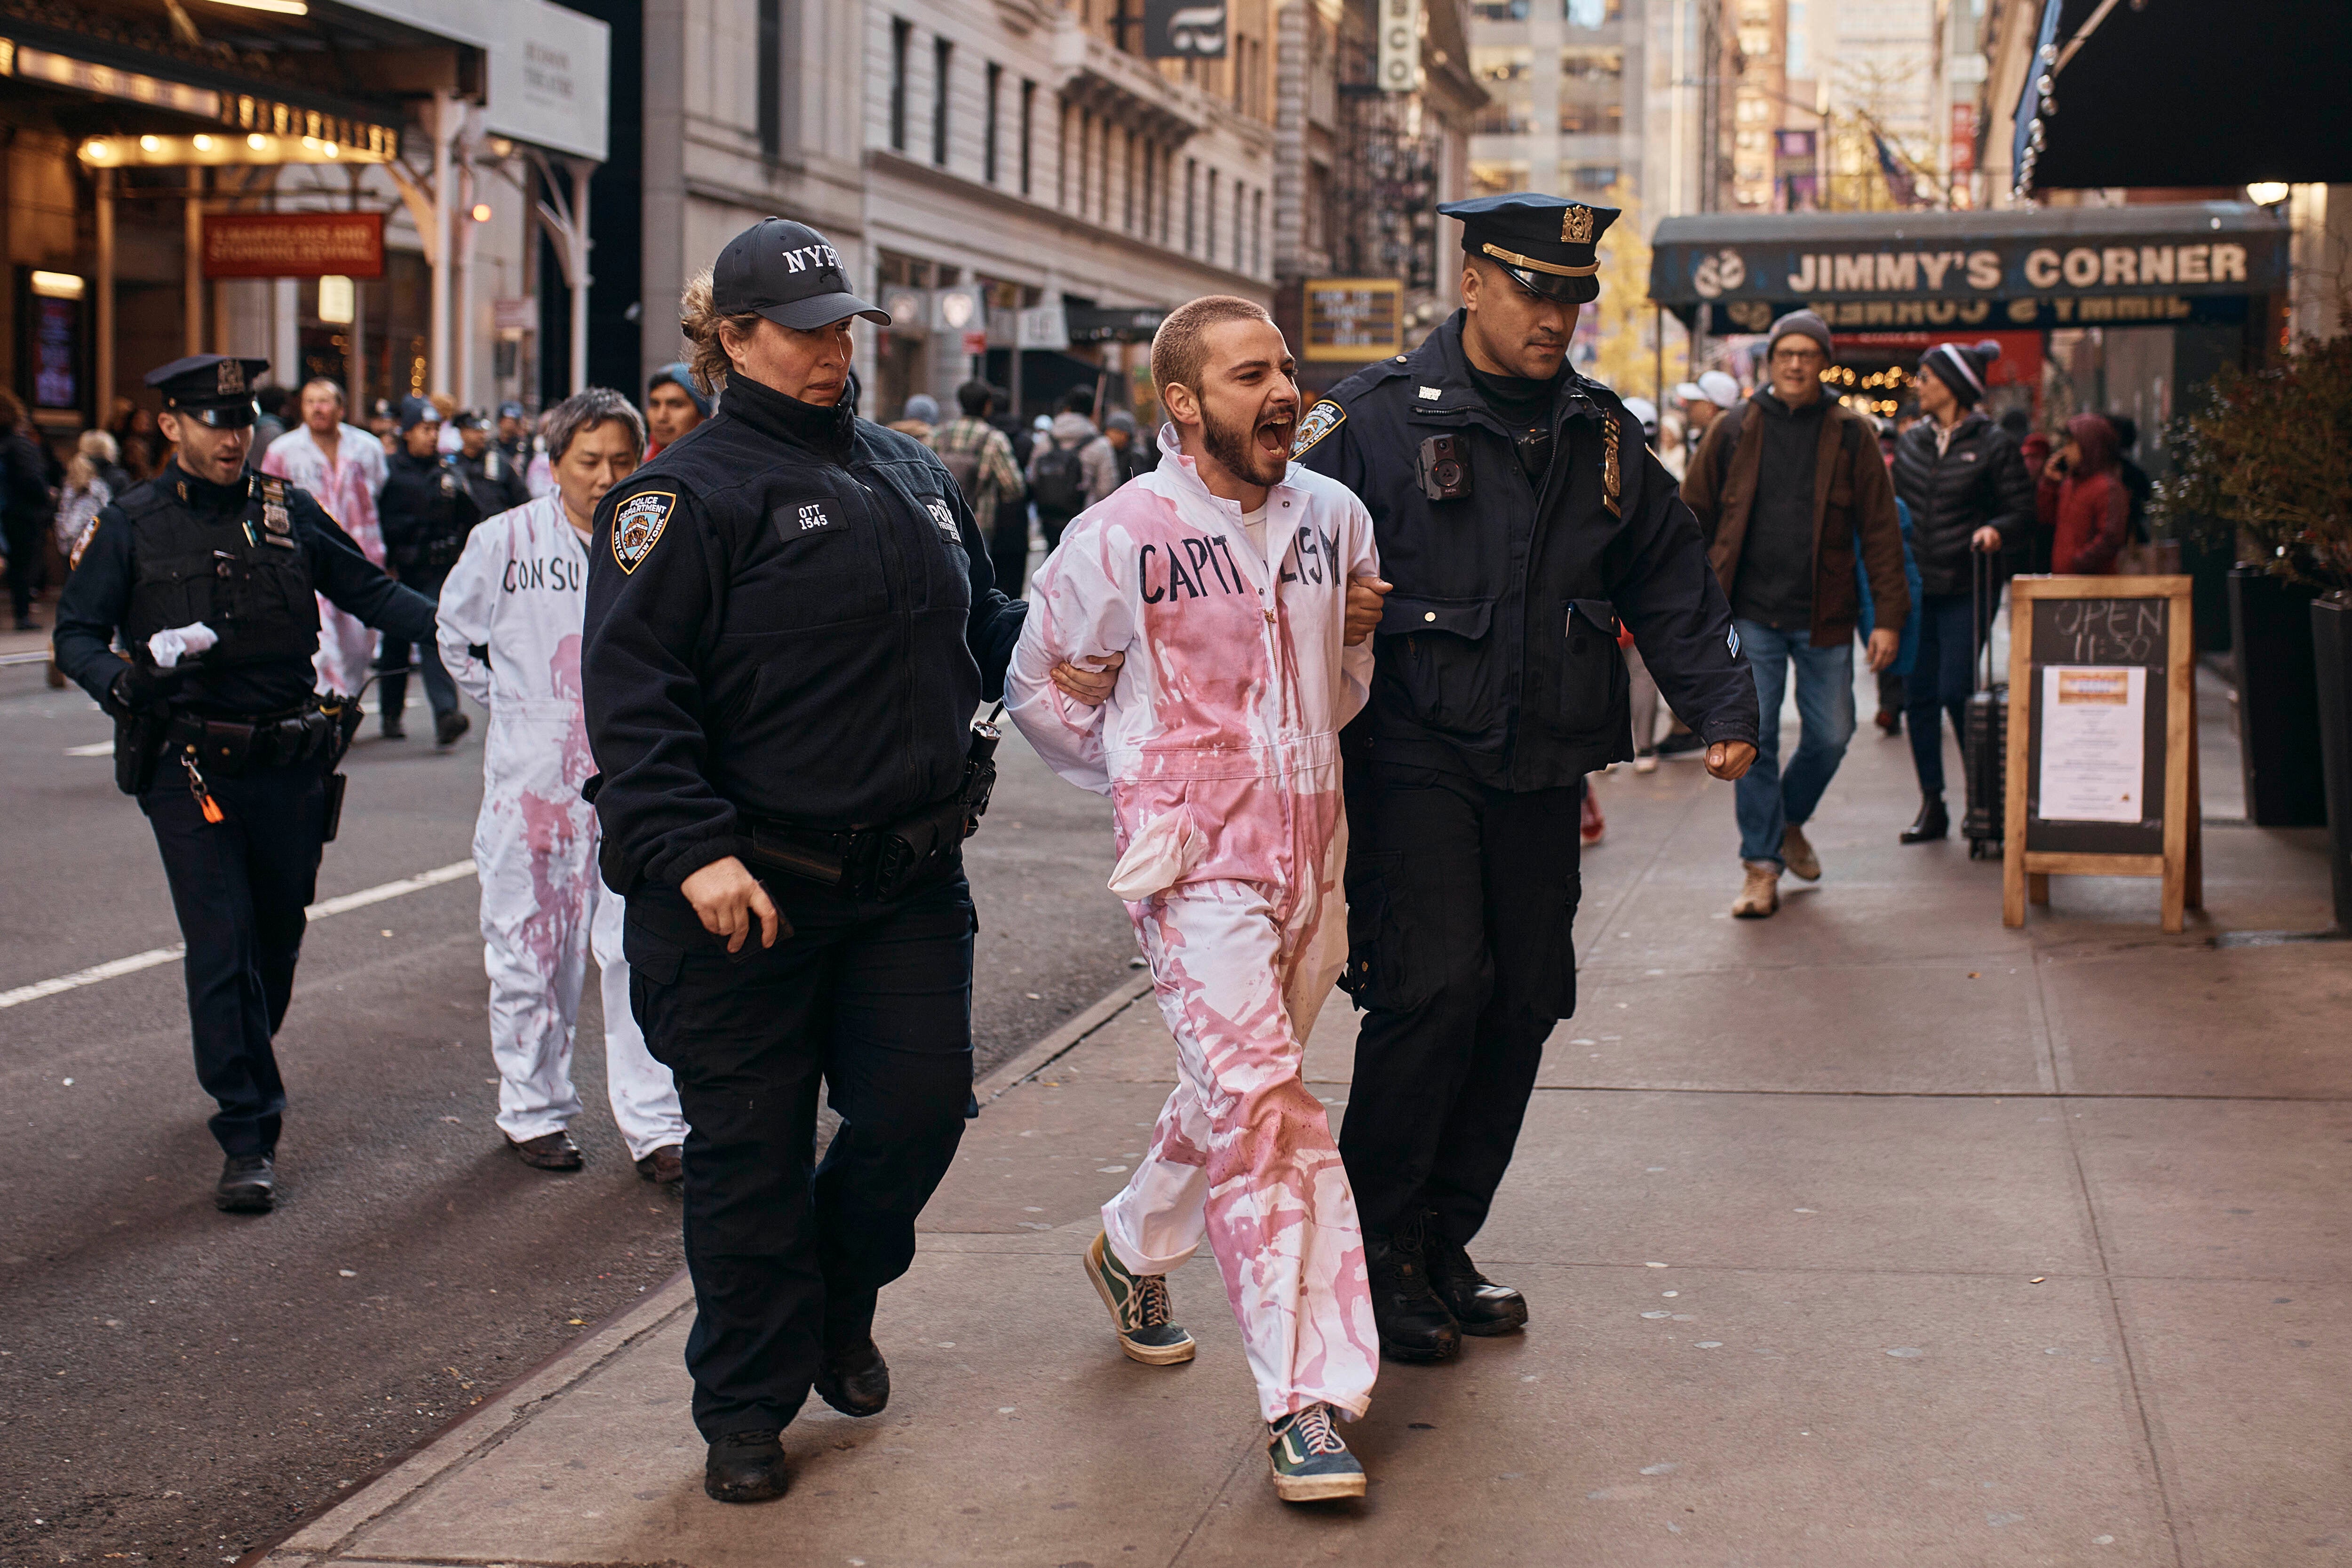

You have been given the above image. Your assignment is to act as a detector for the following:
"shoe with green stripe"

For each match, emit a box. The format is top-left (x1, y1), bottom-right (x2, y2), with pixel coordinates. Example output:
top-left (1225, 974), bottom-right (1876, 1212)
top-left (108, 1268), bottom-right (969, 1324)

top-left (1267, 1402), bottom-right (1366, 1503)
top-left (1084, 1231), bottom-right (1196, 1365)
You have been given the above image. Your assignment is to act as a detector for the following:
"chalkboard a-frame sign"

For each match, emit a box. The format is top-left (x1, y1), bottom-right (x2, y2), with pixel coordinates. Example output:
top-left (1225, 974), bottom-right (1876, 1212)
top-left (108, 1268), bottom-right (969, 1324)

top-left (2003, 575), bottom-right (2203, 933)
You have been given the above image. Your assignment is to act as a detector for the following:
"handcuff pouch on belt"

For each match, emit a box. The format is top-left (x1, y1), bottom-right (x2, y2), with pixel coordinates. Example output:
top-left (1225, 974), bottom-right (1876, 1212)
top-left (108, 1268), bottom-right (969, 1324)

top-left (120, 697), bottom-right (362, 837)
top-left (745, 717), bottom-right (1002, 901)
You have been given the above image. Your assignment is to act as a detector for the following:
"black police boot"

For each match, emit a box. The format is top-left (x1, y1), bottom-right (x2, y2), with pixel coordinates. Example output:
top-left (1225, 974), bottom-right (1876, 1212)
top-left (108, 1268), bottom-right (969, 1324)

top-left (1900, 795), bottom-right (1950, 844)
top-left (215, 1153), bottom-right (276, 1214)
top-left (1363, 1213), bottom-right (1461, 1364)
top-left (812, 1288), bottom-right (889, 1418)
top-left (703, 1429), bottom-right (788, 1504)
top-left (1423, 1211), bottom-right (1528, 1337)
top-left (434, 708), bottom-right (470, 748)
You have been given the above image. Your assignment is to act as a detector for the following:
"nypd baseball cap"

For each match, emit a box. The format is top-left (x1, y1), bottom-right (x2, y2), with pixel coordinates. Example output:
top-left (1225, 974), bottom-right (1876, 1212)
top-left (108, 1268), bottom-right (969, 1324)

top-left (714, 217), bottom-right (891, 332)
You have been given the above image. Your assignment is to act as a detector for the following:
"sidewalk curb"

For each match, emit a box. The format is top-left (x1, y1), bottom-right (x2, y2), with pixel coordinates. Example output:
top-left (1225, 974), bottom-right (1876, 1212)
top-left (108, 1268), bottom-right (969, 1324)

top-left (255, 970), bottom-right (1153, 1566)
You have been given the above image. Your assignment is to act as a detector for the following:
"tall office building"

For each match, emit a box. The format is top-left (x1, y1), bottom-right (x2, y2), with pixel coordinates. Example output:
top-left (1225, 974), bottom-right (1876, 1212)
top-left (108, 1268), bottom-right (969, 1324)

top-left (1468, 0), bottom-right (1646, 205)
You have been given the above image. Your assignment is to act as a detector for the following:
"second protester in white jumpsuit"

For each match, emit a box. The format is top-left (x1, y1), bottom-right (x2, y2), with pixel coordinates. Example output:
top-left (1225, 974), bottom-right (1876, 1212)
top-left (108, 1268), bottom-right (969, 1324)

top-left (436, 389), bottom-right (688, 1178)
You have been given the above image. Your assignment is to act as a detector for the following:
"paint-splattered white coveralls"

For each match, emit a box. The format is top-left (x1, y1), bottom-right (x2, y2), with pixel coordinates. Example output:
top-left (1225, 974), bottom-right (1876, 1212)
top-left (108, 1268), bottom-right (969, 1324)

top-left (1007, 435), bottom-right (1381, 1422)
top-left (436, 496), bottom-right (687, 1161)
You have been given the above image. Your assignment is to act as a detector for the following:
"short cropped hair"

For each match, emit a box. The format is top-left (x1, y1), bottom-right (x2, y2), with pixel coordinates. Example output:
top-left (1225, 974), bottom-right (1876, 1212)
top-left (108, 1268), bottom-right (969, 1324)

top-left (956, 380), bottom-right (994, 416)
top-left (300, 377), bottom-right (345, 407)
top-left (541, 387), bottom-right (646, 465)
top-left (1149, 295), bottom-right (1276, 398)
top-left (1057, 386), bottom-right (1094, 418)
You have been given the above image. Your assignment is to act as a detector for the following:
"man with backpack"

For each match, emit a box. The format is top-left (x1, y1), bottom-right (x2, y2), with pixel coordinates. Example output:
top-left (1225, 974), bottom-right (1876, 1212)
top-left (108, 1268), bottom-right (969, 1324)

top-left (927, 382), bottom-right (1027, 589)
top-left (1026, 386), bottom-right (1119, 553)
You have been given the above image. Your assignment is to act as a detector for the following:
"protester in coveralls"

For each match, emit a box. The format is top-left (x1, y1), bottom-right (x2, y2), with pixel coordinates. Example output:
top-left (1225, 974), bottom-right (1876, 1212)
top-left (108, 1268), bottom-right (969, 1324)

top-left (262, 377), bottom-right (387, 696)
top-left (1295, 194), bottom-right (1759, 1363)
top-left (580, 218), bottom-right (1115, 1505)
top-left (435, 389), bottom-right (689, 1182)
top-left (1009, 295), bottom-right (1394, 1503)
top-left (53, 355), bottom-right (439, 1213)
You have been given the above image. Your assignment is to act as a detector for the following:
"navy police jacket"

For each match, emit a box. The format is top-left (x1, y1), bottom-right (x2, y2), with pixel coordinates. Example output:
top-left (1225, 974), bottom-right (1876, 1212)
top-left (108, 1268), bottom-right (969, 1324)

top-left (581, 373), bottom-right (1026, 893)
top-left (1295, 311), bottom-right (1756, 788)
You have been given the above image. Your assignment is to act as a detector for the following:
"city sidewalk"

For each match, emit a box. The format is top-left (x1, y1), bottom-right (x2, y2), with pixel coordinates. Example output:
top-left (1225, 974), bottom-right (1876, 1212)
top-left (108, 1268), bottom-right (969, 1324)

top-left (263, 674), bottom-right (2344, 1568)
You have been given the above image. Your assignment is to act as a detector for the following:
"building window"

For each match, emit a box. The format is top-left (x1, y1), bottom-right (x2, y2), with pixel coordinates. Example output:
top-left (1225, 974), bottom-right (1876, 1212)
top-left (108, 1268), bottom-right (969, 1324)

top-left (1787, 1), bottom-right (1808, 76)
top-left (1141, 139), bottom-right (1155, 239)
top-left (1560, 48), bottom-right (1623, 80)
top-left (1565, 0), bottom-right (1622, 24)
top-left (1572, 164), bottom-right (1619, 194)
top-left (1559, 103), bottom-right (1623, 135)
top-left (758, 0), bottom-right (782, 155)
top-left (1057, 98), bottom-right (1072, 207)
top-left (1020, 80), bottom-right (1036, 195)
top-left (1252, 187), bottom-right (1264, 275)
top-left (890, 19), bottom-right (911, 153)
top-left (1098, 121), bottom-right (1112, 225)
top-left (985, 62), bottom-right (1002, 183)
top-left (1471, 47), bottom-right (1534, 136)
top-left (1472, 0), bottom-right (1529, 17)
top-left (1206, 168), bottom-right (1218, 263)
top-left (932, 37), bottom-right (952, 166)
top-left (1184, 158), bottom-right (1197, 254)
top-left (1124, 132), bottom-right (1137, 231)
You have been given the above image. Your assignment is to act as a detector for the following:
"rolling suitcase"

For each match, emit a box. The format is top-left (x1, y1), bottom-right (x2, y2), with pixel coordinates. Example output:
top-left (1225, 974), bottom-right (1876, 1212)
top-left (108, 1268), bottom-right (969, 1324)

top-left (1962, 549), bottom-right (2007, 859)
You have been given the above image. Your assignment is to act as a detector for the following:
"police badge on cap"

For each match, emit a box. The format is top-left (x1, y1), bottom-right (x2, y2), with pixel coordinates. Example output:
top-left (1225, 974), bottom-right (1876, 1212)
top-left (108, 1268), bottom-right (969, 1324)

top-left (1437, 193), bottom-right (1622, 305)
top-left (144, 354), bottom-right (271, 429)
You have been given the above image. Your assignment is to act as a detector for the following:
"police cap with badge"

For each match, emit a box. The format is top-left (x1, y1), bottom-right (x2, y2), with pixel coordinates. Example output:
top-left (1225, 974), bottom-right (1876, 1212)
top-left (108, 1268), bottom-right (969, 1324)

top-left (1438, 192), bottom-right (1621, 304)
top-left (147, 354), bottom-right (272, 428)
top-left (715, 216), bottom-right (892, 330)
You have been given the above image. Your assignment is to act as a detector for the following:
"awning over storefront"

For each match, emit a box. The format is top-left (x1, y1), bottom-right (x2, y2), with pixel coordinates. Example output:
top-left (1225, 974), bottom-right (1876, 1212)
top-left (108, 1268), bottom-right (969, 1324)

top-left (1647, 203), bottom-right (2288, 335)
top-left (2011, 0), bottom-right (2352, 198)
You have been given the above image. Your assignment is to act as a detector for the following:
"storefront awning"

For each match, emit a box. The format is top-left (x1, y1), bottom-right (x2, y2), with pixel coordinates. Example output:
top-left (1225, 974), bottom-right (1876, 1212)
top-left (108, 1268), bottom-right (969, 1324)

top-left (2012, 0), bottom-right (2352, 198)
top-left (1646, 202), bottom-right (2288, 334)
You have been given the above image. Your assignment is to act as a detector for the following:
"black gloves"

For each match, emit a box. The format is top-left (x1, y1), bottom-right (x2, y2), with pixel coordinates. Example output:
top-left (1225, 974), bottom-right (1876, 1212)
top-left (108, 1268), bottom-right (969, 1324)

top-left (109, 657), bottom-right (186, 716)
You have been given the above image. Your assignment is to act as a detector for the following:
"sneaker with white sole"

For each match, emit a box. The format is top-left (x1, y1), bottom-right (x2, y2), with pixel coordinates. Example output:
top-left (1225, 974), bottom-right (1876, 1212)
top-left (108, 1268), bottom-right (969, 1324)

top-left (1085, 1231), bottom-right (1196, 1365)
top-left (1732, 859), bottom-right (1781, 918)
top-left (1268, 1402), bottom-right (1367, 1502)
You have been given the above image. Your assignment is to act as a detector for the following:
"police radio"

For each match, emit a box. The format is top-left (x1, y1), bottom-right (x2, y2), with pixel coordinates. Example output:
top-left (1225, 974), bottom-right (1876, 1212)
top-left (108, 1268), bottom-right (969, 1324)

top-left (1417, 434), bottom-right (1473, 501)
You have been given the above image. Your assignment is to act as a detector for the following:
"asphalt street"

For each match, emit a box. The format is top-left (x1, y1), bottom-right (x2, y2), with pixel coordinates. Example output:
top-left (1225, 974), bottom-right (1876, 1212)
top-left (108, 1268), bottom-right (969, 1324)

top-left (0, 653), bottom-right (1130, 1565)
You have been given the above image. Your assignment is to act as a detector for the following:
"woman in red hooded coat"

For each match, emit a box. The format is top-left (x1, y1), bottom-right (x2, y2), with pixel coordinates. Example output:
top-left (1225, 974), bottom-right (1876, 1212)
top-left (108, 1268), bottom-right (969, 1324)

top-left (2035, 412), bottom-right (2129, 574)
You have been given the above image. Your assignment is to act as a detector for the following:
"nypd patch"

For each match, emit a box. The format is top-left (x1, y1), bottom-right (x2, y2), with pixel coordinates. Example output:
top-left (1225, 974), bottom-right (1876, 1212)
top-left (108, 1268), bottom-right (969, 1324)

top-left (1291, 399), bottom-right (1345, 458)
top-left (924, 497), bottom-right (960, 542)
top-left (612, 490), bottom-right (675, 575)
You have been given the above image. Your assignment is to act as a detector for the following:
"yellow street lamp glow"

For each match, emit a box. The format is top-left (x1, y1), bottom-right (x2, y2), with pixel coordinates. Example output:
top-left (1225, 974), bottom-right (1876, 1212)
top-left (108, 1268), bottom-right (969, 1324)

top-left (193, 135), bottom-right (215, 151)
top-left (2246, 182), bottom-right (2290, 207)
top-left (247, 134), bottom-right (268, 151)
top-left (31, 271), bottom-right (85, 300)
top-left (470, 202), bottom-right (493, 222)
top-left (139, 135), bottom-right (161, 152)
top-left (202, 0), bottom-right (310, 12)
top-left (323, 143), bottom-right (338, 158)
top-left (76, 132), bottom-right (392, 167)
top-left (83, 140), bottom-right (110, 161)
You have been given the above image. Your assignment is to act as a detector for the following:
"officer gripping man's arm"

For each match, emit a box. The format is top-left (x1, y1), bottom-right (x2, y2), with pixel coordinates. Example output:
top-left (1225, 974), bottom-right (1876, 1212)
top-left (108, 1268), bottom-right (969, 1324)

top-left (1287, 193), bottom-right (1756, 1369)
top-left (51, 355), bottom-right (438, 1220)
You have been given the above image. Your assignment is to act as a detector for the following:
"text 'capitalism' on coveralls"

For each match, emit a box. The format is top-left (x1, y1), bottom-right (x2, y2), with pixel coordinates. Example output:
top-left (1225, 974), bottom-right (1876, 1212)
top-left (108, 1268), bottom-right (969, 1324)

top-left (1007, 430), bottom-right (1382, 1423)
top-left (435, 494), bottom-right (686, 1161)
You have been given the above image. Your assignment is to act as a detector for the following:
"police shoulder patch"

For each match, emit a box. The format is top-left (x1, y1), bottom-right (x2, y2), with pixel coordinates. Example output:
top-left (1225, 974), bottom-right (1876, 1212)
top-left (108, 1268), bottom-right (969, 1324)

top-left (612, 490), bottom-right (675, 575)
top-left (1291, 399), bottom-right (1346, 458)
top-left (69, 515), bottom-right (101, 570)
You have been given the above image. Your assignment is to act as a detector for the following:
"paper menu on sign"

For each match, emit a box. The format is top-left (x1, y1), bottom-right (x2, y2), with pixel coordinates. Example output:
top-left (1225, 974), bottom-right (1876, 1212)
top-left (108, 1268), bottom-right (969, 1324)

top-left (2038, 665), bottom-right (2146, 823)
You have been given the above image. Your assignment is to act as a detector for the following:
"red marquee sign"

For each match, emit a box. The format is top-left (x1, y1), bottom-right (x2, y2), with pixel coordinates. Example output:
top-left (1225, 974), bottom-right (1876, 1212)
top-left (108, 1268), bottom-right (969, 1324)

top-left (202, 212), bottom-right (384, 279)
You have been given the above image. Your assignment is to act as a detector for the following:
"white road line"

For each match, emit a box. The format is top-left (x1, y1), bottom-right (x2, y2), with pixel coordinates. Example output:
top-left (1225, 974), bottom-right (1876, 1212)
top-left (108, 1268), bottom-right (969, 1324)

top-left (65, 740), bottom-right (115, 757)
top-left (0, 858), bottom-right (477, 1011)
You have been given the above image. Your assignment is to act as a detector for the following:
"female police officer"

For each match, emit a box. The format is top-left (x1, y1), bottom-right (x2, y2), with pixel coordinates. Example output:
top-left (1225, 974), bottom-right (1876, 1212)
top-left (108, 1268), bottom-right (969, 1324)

top-left (583, 219), bottom-right (1112, 1504)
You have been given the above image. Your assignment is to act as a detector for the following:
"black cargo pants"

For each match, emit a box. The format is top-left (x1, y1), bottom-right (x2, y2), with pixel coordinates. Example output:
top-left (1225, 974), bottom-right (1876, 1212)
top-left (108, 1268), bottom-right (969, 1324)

top-left (625, 866), bottom-right (977, 1441)
top-left (1337, 761), bottom-right (1583, 1247)
top-left (142, 757), bottom-right (329, 1157)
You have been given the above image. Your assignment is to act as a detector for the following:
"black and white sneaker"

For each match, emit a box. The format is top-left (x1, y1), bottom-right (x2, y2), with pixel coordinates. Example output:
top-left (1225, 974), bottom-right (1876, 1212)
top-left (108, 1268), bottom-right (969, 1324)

top-left (1267, 1402), bottom-right (1366, 1502)
top-left (1084, 1231), bottom-right (1196, 1365)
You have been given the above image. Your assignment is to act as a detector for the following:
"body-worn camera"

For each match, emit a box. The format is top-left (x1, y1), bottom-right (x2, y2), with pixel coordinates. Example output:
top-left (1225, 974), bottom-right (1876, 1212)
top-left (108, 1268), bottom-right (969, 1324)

top-left (1417, 434), bottom-right (1473, 501)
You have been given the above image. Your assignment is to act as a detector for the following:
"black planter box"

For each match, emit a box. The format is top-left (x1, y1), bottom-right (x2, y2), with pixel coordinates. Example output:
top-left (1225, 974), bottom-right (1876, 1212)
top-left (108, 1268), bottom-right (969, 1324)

top-left (2314, 593), bottom-right (2352, 931)
top-left (2228, 566), bottom-right (2328, 827)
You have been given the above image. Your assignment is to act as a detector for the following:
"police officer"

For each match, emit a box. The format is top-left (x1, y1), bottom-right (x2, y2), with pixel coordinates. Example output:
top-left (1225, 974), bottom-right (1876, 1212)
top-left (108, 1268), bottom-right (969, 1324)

top-left (583, 218), bottom-right (1113, 1505)
top-left (453, 408), bottom-right (531, 520)
top-left (52, 355), bottom-right (441, 1213)
top-left (1294, 194), bottom-right (1760, 1361)
top-left (375, 395), bottom-right (478, 745)
top-left (494, 400), bottom-right (533, 474)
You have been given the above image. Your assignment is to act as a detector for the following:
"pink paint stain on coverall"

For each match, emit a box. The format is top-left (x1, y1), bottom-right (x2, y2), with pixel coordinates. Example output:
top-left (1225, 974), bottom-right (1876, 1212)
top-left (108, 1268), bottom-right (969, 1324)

top-left (1008, 429), bottom-right (1381, 1422)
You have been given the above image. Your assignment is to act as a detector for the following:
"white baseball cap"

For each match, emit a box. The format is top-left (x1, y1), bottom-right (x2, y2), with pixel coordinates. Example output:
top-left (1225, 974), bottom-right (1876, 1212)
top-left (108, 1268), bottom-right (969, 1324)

top-left (1698, 370), bottom-right (1742, 407)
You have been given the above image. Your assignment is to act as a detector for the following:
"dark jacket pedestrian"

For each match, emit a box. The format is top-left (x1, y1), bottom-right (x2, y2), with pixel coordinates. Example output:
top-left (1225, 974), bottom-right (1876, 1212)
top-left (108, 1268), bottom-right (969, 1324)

top-left (1, 391), bottom-right (58, 629)
top-left (1886, 339), bottom-right (2034, 837)
top-left (2039, 413), bottom-right (2129, 576)
top-left (2108, 413), bottom-right (2153, 545)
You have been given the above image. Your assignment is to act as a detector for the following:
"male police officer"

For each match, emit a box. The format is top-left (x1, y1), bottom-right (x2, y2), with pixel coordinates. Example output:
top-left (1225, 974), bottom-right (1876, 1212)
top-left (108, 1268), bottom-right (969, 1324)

top-left (453, 408), bottom-right (531, 520)
top-left (583, 217), bottom-right (1113, 1505)
top-left (376, 396), bottom-right (479, 746)
top-left (53, 355), bottom-right (441, 1213)
top-left (1295, 194), bottom-right (1760, 1361)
